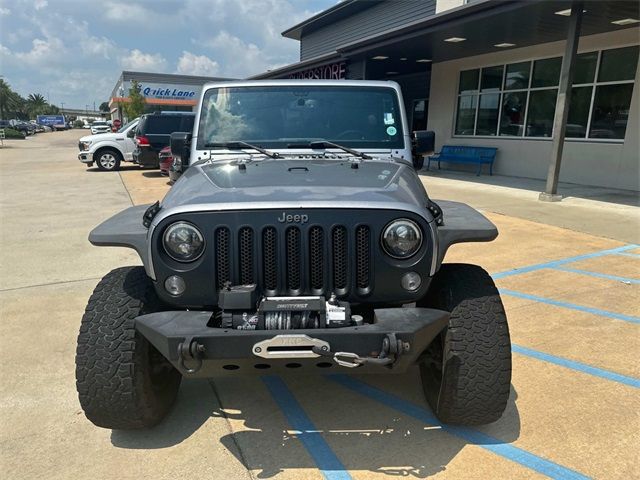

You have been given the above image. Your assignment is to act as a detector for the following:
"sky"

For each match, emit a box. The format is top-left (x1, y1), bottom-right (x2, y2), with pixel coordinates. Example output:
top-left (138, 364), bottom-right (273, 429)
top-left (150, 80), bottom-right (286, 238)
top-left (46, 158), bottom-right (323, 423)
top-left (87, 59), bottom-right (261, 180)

top-left (0, 0), bottom-right (337, 109)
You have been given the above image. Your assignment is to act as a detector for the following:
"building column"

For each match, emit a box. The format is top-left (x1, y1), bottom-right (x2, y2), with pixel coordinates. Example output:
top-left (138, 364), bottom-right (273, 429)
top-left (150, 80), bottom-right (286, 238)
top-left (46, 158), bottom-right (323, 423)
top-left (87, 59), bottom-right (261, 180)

top-left (539, 1), bottom-right (584, 202)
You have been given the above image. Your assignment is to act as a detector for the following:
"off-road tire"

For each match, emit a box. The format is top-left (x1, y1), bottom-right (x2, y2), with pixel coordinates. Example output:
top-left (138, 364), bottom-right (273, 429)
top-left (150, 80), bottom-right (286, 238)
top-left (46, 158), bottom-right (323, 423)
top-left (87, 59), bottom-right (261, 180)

top-left (419, 263), bottom-right (511, 425)
top-left (75, 266), bottom-right (181, 429)
top-left (94, 148), bottom-right (122, 171)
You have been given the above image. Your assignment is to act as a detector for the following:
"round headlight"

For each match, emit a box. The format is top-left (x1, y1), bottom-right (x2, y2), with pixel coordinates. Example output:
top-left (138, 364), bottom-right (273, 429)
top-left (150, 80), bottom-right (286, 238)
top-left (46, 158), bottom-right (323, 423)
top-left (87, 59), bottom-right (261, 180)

top-left (382, 219), bottom-right (422, 259)
top-left (163, 222), bottom-right (205, 262)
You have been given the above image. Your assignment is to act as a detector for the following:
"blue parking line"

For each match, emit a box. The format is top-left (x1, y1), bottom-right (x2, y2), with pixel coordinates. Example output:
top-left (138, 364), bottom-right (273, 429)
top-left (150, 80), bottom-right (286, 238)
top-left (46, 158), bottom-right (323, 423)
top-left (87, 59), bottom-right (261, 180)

top-left (614, 252), bottom-right (640, 259)
top-left (330, 375), bottom-right (590, 480)
top-left (262, 376), bottom-right (352, 480)
top-left (492, 245), bottom-right (638, 280)
top-left (500, 289), bottom-right (640, 325)
top-left (513, 345), bottom-right (640, 389)
top-left (551, 266), bottom-right (640, 284)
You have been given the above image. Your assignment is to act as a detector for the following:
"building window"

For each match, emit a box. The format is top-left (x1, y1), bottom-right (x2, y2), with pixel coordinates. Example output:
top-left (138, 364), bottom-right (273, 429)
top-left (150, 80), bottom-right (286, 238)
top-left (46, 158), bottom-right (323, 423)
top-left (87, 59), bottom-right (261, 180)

top-left (454, 45), bottom-right (638, 141)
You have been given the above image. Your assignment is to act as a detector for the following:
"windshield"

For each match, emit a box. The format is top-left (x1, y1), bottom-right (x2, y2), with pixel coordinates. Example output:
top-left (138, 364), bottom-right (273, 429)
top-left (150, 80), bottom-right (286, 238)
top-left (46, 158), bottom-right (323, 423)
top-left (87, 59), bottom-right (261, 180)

top-left (196, 86), bottom-right (405, 150)
top-left (117, 119), bottom-right (137, 133)
top-left (93, 121), bottom-right (107, 126)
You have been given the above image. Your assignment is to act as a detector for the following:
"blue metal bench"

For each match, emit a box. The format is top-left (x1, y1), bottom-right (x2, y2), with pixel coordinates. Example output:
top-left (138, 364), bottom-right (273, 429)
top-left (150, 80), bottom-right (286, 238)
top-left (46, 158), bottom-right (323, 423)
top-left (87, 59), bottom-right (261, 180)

top-left (427, 145), bottom-right (498, 176)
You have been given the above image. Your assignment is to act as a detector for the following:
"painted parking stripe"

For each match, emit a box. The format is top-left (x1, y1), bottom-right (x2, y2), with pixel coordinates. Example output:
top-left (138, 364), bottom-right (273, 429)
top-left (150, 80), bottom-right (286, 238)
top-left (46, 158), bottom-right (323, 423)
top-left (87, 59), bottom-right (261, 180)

top-left (262, 376), bottom-right (352, 480)
top-left (614, 252), bottom-right (640, 259)
top-left (513, 345), bottom-right (640, 389)
top-left (492, 245), bottom-right (638, 280)
top-left (330, 375), bottom-right (590, 480)
top-left (551, 266), bottom-right (640, 284)
top-left (500, 288), bottom-right (640, 325)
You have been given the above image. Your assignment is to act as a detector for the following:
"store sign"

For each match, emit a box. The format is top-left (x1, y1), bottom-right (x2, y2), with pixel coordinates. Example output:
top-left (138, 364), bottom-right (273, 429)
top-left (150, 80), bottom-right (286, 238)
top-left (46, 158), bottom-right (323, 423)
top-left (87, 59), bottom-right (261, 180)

top-left (122, 81), bottom-right (200, 100)
top-left (287, 61), bottom-right (348, 80)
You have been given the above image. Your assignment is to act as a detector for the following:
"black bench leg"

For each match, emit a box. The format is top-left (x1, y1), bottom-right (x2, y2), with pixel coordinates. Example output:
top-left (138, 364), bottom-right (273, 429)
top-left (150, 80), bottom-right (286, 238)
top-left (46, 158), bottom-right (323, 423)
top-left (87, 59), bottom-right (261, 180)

top-left (438, 161), bottom-right (441, 170)
top-left (426, 158), bottom-right (430, 171)
top-left (476, 163), bottom-right (482, 176)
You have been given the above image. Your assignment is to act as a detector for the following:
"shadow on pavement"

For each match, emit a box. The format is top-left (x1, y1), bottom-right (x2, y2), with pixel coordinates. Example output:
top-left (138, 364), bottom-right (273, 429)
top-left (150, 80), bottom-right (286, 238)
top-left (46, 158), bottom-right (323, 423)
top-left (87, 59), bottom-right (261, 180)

top-left (142, 171), bottom-right (164, 178)
top-left (109, 372), bottom-right (521, 478)
top-left (84, 166), bottom-right (143, 173)
top-left (219, 373), bottom-right (521, 478)
top-left (110, 379), bottom-right (214, 449)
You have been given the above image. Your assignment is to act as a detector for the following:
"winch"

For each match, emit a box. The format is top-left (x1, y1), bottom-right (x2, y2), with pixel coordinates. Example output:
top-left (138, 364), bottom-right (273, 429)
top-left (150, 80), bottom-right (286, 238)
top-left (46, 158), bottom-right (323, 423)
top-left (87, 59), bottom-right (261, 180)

top-left (217, 284), bottom-right (357, 330)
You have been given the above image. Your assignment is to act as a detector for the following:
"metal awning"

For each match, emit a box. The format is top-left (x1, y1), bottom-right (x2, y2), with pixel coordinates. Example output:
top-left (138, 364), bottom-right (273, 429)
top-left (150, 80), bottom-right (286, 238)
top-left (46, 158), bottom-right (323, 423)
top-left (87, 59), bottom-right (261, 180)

top-left (339, 0), bottom-right (638, 70)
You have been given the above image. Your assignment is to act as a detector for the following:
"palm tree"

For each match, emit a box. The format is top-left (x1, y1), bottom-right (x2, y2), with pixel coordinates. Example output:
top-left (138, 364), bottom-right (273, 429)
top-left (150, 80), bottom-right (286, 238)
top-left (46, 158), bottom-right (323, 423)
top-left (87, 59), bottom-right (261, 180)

top-left (0, 80), bottom-right (21, 119)
top-left (26, 93), bottom-right (49, 117)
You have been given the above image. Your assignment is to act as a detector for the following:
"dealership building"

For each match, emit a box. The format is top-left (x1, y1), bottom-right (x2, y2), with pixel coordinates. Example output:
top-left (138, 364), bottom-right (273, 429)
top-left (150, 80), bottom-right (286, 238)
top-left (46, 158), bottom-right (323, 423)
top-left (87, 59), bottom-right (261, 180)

top-left (254, 0), bottom-right (640, 193)
top-left (108, 71), bottom-right (231, 121)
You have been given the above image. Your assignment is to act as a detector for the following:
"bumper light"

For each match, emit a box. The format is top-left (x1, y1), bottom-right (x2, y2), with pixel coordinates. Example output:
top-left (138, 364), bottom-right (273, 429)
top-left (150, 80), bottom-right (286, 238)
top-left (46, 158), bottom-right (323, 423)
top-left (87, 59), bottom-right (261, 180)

top-left (401, 272), bottom-right (422, 291)
top-left (165, 275), bottom-right (186, 296)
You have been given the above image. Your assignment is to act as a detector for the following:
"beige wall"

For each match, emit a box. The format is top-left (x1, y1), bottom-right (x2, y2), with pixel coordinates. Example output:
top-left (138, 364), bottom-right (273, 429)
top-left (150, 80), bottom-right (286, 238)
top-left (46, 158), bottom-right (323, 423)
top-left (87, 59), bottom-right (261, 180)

top-left (427, 28), bottom-right (640, 191)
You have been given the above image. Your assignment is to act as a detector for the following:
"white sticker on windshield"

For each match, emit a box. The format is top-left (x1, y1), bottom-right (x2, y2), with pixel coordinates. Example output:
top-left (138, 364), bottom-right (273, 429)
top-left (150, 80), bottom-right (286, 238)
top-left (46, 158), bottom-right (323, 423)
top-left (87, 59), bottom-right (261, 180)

top-left (384, 113), bottom-right (395, 125)
top-left (386, 126), bottom-right (397, 136)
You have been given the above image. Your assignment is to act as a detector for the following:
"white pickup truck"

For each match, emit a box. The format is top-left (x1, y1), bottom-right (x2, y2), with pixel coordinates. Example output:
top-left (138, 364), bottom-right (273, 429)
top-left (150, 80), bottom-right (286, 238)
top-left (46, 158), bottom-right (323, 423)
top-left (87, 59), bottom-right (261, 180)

top-left (78, 118), bottom-right (139, 171)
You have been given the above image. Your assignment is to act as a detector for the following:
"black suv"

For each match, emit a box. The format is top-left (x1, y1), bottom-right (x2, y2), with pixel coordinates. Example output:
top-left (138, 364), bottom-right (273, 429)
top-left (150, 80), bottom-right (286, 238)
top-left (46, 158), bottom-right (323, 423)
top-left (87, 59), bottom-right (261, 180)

top-left (132, 112), bottom-right (195, 168)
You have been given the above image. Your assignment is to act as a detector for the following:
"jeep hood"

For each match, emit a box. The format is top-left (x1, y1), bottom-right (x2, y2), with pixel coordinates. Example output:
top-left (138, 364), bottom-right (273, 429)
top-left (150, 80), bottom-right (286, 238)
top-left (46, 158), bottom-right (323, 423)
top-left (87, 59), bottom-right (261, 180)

top-left (159, 157), bottom-right (431, 218)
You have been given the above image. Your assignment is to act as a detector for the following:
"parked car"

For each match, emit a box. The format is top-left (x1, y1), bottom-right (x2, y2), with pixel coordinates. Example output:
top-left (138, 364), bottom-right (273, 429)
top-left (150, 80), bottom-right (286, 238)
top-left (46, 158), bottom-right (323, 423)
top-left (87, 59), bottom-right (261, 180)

top-left (133, 112), bottom-right (195, 168)
top-left (78, 118), bottom-right (139, 171)
top-left (77, 80), bottom-right (512, 431)
top-left (9, 120), bottom-right (34, 135)
top-left (90, 120), bottom-right (110, 135)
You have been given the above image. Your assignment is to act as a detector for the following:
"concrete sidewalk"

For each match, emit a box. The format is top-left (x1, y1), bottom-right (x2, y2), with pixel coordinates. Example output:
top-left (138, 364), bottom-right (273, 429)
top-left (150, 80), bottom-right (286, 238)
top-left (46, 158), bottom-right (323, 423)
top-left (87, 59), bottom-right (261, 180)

top-left (420, 170), bottom-right (639, 244)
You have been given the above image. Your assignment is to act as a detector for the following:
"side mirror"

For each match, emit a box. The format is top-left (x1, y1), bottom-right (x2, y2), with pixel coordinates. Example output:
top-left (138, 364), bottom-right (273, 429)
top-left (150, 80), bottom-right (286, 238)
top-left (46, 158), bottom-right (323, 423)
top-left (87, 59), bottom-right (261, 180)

top-left (413, 130), bottom-right (435, 156)
top-left (170, 132), bottom-right (192, 166)
top-left (126, 128), bottom-right (135, 138)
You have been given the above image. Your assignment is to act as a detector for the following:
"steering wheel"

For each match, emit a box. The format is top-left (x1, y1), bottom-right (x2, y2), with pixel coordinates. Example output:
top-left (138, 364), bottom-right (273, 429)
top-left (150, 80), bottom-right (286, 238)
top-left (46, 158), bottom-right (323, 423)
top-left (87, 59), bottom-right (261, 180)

top-left (335, 130), bottom-right (367, 140)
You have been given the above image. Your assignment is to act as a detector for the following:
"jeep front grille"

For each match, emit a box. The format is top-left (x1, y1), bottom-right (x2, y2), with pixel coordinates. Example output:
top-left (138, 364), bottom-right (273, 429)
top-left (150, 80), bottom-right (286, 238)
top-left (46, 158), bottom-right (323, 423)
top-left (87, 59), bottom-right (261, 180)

top-left (213, 224), bottom-right (371, 296)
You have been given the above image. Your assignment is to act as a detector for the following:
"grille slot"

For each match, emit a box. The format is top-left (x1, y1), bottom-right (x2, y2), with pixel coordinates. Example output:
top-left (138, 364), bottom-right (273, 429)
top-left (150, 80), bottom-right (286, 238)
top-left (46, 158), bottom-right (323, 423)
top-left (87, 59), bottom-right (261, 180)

top-left (332, 226), bottom-right (348, 290)
top-left (238, 227), bottom-right (254, 284)
top-left (215, 227), bottom-right (230, 290)
top-left (309, 226), bottom-right (324, 291)
top-left (262, 227), bottom-right (277, 291)
top-left (214, 220), bottom-right (375, 296)
top-left (286, 227), bottom-right (301, 291)
top-left (356, 226), bottom-right (370, 290)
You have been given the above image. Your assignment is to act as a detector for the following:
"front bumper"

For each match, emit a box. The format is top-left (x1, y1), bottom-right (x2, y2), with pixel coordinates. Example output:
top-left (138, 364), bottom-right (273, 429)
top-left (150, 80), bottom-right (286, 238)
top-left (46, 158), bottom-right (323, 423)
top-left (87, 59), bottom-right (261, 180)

top-left (78, 152), bottom-right (93, 163)
top-left (135, 307), bottom-right (449, 377)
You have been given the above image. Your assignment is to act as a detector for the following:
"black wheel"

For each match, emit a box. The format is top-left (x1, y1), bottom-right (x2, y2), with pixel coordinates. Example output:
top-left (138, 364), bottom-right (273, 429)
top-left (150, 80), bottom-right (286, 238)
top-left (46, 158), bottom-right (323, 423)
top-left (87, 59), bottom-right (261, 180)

top-left (412, 155), bottom-right (425, 170)
top-left (419, 264), bottom-right (511, 425)
top-left (94, 148), bottom-right (122, 171)
top-left (75, 266), bottom-right (181, 429)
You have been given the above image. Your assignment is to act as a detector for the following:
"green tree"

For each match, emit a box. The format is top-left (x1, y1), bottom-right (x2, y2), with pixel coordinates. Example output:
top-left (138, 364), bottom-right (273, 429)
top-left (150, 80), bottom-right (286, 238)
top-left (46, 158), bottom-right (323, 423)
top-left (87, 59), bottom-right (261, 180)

top-left (123, 80), bottom-right (146, 119)
top-left (0, 80), bottom-right (23, 119)
top-left (26, 93), bottom-right (48, 117)
top-left (99, 101), bottom-right (110, 113)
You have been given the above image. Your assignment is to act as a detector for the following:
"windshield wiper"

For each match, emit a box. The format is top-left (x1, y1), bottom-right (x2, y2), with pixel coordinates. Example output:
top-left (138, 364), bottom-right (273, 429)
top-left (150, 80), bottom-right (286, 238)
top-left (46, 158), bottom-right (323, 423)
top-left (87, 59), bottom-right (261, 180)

top-left (288, 140), bottom-right (371, 160)
top-left (205, 141), bottom-right (280, 159)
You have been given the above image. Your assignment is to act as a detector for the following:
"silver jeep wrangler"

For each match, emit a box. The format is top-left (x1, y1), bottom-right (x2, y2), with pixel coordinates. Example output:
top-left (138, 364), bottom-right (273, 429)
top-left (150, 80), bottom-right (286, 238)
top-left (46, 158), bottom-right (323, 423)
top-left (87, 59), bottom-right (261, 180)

top-left (76, 80), bottom-right (511, 430)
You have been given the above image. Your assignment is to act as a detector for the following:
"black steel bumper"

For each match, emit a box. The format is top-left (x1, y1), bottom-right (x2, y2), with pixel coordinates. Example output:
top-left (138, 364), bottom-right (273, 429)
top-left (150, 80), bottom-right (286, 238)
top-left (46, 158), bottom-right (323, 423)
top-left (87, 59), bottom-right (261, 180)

top-left (135, 307), bottom-right (449, 377)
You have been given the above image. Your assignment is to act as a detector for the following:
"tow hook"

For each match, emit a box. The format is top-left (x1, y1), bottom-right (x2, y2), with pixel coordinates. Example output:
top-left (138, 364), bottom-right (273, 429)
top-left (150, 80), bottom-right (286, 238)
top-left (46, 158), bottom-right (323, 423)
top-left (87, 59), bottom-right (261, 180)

top-left (312, 333), bottom-right (410, 369)
top-left (177, 337), bottom-right (205, 374)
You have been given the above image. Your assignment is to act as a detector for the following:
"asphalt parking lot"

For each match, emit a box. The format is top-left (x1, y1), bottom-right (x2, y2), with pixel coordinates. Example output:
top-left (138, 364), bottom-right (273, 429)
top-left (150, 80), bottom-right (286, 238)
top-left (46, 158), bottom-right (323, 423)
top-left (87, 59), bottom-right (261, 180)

top-left (1, 130), bottom-right (638, 479)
